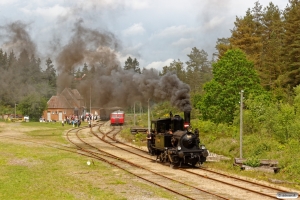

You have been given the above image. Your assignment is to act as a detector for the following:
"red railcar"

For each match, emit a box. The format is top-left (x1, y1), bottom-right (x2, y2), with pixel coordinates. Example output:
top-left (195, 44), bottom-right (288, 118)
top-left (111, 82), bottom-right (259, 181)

top-left (110, 110), bottom-right (125, 125)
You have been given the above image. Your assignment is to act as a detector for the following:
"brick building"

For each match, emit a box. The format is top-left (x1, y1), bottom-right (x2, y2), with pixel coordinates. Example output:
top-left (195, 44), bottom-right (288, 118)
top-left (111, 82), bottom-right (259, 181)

top-left (42, 88), bottom-right (85, 122)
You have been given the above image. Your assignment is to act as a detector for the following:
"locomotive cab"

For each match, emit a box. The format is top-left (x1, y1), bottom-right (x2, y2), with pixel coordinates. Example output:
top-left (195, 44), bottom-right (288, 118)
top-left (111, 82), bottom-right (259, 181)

top-left (151, 114), bottom-right (184, 150)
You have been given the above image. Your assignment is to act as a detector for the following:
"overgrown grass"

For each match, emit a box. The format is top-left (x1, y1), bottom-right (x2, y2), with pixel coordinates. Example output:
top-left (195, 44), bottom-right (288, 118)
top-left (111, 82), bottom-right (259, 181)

top-left (193, 119), bottom-right (300, 190)
top-left (124, 103), bottom-right (300, 190)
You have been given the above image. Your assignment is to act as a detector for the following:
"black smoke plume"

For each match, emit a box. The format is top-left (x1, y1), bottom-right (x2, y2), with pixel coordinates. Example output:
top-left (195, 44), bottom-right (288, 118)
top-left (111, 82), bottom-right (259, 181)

top-left (0, 21), bottom-right (36, 55)
top-left (56, 20), bottom-right (192, 112)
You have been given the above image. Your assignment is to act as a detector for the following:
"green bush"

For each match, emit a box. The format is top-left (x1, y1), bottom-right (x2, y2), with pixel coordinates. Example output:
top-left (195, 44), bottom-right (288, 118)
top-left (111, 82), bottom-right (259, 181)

top-left (191, 119), bottom-right (216, 134)
top-left (134, 133), bottom-right (145, 142)
top-left (243, 156), bottom-right (260, 167)
top-left (130, 133), bottom-right (146, 147)
top-left (120, 127), bottom-right (134, 142)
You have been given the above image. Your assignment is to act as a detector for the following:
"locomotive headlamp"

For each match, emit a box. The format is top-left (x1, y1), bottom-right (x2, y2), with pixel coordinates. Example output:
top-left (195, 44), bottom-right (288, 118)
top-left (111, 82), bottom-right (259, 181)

top-left (177, 146), bottom-right (181, 151)
top-left (200, 145), bottom-right (206, 150)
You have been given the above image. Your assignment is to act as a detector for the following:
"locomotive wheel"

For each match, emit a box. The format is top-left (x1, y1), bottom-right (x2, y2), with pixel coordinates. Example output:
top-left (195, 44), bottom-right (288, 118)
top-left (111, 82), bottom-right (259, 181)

top-left (170, 163), bottom-right (175, 169)
top-left (159, 156), bottom-right (163, 162)
top-left (159, 153), bottom-right (165, 162)
top-left (151, 150), bottom-right (155, 156)
top-left (190, 161), bottom-right (198, 167)
top-left (170, 162), bottom-right (179, 169)
top-left (200, 156), bottom-right (207, 163)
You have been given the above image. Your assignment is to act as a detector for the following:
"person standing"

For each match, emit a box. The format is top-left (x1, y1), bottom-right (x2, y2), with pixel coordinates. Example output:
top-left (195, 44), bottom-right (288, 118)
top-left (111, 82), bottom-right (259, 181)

top-left (146, 130), bottom-right (152, 154)
top-left (88, 119), bottom-right (91, 128)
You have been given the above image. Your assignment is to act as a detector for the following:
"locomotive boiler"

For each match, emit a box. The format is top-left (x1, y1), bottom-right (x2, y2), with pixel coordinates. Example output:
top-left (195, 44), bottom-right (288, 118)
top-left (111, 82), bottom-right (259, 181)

top-left (148, 111), bottom-right (208, 168)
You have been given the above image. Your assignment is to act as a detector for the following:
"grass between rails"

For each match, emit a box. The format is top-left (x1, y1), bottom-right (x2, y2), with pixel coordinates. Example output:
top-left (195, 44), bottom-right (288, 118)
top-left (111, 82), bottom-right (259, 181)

top-left (0, 121), bottom-right (178, 200)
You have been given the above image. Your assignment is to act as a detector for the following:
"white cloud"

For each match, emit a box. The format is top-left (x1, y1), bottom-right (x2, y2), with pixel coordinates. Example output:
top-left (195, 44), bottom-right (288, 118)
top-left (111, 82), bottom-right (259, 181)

top-left (172, 38), bottom-right (194, 47)
top-left (0, 0), bottom-right (18, 5)
top-left (151, 25), bottom-right (200, 39)
top-left (124, 0), bottom-right (149, 9)
top-left (182, 47), bottom-right (192, 55)
top-left (72, 0), bottom-right (121, 11)
top-left (126, 42), bottom-right (143, 52)
top-left (203, 16), bottom-right (225, 31)
top-left (20, 4), bottom-right (70, 20)
top-left (145, 58), bottom-right (174, 72)
top-left (122, 23), bottom-right (145, 36)
top-left (76, 0), bottom-right (149, 10)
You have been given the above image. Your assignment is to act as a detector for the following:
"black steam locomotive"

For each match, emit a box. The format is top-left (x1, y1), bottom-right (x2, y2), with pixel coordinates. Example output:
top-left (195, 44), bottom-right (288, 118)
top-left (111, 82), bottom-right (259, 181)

top-left (148, 111), bottom-right (208, 168)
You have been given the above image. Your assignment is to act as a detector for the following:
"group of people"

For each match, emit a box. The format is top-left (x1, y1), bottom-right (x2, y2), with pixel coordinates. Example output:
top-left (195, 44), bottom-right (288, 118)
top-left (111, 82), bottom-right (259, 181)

top-left (63, 113), bottom-right (97, 127)
top-left (63, 115), bottom-right (81, 127)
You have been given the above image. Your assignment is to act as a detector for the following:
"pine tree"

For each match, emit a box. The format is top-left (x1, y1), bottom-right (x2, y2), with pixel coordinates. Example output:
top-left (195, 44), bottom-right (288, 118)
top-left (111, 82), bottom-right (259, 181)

top-left (279, 0), bottom-right (300, 88)
top-left (230, 9), bottom-right (263, 68)
top-left (160, 59), bottom-right (186, 83)
top-left (124, 57), bottom-right (141, 74)
top-left (261, 2), bottom-right (284, 90)
top-left (7, 51), bottom-right (17, 69)
top-left (0, 49), bottom-right (7, 69)
top-left (44, 58), bottom-right (57, 88)
top-left (82, 63), bottom-right (89, 76)
top-left (215, 38), bottom-right (231, 59)
top-left (186, 47), bottom-right (212, 94)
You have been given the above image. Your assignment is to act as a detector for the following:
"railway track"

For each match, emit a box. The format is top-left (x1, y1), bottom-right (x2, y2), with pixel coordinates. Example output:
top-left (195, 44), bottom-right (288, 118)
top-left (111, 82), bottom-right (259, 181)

top-left (85, 121), bottom-right (297, 200)
top-left (66, 122), bottom-right (228, 200)
top-left (1, 122), bottom-right (297, 199)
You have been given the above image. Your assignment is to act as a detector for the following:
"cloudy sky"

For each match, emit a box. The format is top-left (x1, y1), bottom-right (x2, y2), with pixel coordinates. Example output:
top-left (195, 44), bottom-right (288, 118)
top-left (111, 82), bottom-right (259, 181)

top-left (0, 0), bottom-right (288, 72)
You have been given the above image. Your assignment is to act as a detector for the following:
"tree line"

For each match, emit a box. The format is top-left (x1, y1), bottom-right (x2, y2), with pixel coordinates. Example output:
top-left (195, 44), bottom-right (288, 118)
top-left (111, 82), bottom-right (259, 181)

top-left (0, 49), bottom-right (56, 120)
top-left (0, 0), bottom-right (299, 128)
top-left (195, 0), bottom-right (300, 144)
top-left (216, 0), bottom-right (300, 95)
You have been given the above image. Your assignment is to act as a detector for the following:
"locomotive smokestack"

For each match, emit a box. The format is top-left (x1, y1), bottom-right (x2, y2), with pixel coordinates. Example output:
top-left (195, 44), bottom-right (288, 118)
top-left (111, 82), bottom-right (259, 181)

top-left (184, 111), bottom-right (191, 128)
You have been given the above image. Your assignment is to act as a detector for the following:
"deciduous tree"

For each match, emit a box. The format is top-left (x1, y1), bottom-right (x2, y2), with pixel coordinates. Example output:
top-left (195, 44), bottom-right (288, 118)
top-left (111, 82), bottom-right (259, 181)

top-left (197, 49), bottom-right (264, 124)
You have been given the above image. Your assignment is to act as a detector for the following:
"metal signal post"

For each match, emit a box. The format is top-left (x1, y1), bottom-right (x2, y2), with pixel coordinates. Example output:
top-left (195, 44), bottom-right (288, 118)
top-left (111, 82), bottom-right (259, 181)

top-left (148, 99), bottom-right (150, 133)
top-left (240, 90), bottom-right (244, 159)
top-left (15, 103), bottom-right (17, 119)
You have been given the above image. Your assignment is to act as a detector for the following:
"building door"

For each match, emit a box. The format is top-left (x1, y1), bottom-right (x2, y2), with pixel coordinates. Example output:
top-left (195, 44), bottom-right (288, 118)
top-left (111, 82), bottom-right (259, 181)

top-left (47, 112), bottom-right (51, 121)
top-left (59, 112), bottom-right (62, 121)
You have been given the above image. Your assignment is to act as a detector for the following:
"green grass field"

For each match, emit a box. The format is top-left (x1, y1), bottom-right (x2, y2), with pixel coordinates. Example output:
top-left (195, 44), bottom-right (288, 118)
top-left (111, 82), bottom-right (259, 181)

top-left (0, 121), bottom-right (175, 200)
top-left (1, 115), bottom-right (299, 199)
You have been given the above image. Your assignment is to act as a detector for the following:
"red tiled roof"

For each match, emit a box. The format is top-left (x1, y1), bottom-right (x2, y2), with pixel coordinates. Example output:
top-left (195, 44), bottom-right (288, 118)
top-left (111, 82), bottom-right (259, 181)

top-left (47, 88), bottom-right (83, 109)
